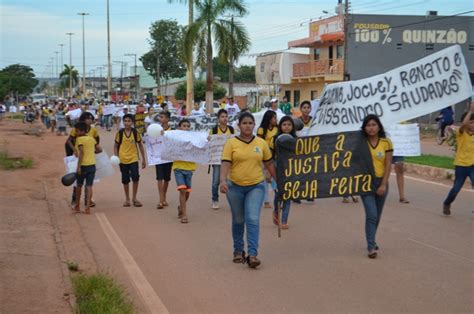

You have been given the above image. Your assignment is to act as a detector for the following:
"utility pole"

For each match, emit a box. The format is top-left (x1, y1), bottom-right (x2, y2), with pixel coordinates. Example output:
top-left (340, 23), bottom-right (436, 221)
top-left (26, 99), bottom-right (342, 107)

top-left (186, 0), bottom-right (194, 114)
top-left (343, 0), bottom-right (350, 81)
top-left (66, 32), bottom-right (74, 98)
top-left (229, 15), bottom-right (235, 98)
top-left (59, 44), bottom-right (64, 73)
top-left (156, 46), bottom-right (161, 96)
top-left (124, 53), bottom-right (138, 100)
top-left (106, 0), bottom-right (112, 100)
top-left (78, 12), bottom-right (89, 98)
top-left (54, 51), bottom-right (59, 77)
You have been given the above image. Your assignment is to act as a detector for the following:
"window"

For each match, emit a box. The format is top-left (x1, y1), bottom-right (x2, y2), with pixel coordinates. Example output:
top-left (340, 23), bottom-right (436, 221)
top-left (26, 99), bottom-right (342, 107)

top-left (284, 90), bottom-right (291, 102)
top-left (260, 62), bottom-right (265, 72)
top-left (294, 90), bottom-right (300, 107)
top-left (313, 48), bottom-right (320, 60)
top-left (311, 90), bottom-right (318, 100)
top-left (336, 45), bottom-right (344, 59)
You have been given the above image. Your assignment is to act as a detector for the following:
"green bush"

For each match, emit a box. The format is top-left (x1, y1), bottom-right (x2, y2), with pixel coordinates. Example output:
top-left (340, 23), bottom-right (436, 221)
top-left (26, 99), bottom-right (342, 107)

top-left (175, 80), bottom-right (227, 102)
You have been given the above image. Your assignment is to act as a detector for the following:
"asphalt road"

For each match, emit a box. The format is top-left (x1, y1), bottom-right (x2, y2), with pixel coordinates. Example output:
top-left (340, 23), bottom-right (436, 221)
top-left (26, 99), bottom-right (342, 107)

top-left (73, 129), bottom-right (473, 313)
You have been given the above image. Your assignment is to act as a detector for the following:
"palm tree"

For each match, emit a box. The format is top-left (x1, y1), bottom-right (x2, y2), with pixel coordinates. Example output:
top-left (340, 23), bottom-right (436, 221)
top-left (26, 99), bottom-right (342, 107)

top-left (184, 0), bottom-right (248, 112)
top-left (168, 0), bottom-right (195, 113)
top-left (60, 65), bottom-right (79, 96)
top-left (220, 15), bottom-right (250, 98)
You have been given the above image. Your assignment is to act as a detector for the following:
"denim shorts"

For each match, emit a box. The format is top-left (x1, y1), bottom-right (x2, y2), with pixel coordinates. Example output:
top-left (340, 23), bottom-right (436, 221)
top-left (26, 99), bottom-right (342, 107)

top-left (155, 162), bottom-right (172, 181)
top-left (392, 156), bottom-right (405, 164)
top-left (76, 165), bottom-right (96, 187)
top-left (174, 169), bottom-right (193, 192)
top-left (119, 162), bottom-right (140, 184)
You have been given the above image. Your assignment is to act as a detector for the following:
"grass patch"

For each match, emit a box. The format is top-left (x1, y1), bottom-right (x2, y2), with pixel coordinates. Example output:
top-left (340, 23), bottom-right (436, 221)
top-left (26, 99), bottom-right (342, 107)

top-left (405, 154), bottom-right (454, 170)
top-left (72, 273), bottom-right (133, 314)
top-left (6, 113), bottom-right (25, 121)
top-left (0, 151), bottom-right (34, 170)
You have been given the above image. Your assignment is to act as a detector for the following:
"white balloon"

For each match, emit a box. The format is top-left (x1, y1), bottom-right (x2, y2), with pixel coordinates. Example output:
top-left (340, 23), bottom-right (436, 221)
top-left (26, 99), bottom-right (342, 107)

top-left (110, 155), bottom-right (120, 165)
top-left (147, 123), bottom-right (163, 138)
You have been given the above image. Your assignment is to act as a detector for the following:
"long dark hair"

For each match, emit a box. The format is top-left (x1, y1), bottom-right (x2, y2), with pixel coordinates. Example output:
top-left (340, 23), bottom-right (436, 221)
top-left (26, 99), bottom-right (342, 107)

top-left (277, 116), bottom-right (296, 138)
top-left (259, 110), bottom-right (277, 139)
top-left (361, 114), bottom-right (386, 138)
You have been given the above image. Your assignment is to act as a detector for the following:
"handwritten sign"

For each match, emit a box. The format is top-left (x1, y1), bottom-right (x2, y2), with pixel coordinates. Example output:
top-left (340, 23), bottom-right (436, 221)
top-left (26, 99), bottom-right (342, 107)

top-left (160, 131), bottom-right (209, 164)
top-left (386, 124), bottom-right (421, 156)
top-left (307, 45), bottom-right (472, 136)
top-left (169, 115), bottom-right (239, 132)
top-left (276, 132), bottom-right (375, 201)
top-left (67, 108), bottom-right (82, 120)
top-left (208, 135), bottom-right (234, 165)
top-left (144, 135), bottom-right (171, 166)
top-left (102, 104), bottom-right (115, 116)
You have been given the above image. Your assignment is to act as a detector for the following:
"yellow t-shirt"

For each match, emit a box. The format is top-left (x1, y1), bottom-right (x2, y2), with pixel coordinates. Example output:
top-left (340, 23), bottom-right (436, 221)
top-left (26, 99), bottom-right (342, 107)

top-left (209, 126), bottom-right (233, 135)
top-left (75, 136), bottom-right (96, 166)
top-left (454, 130), bottom-right (474, 166)
top-left (300, 116), bottom-right (312, 127)
top-left (172, 160), bottom-right (197, 171)
top-left (222, 136), bottom-right (272, 186)
top-left (257, 127), bottom-right (277, 147)
top-left (70, 126), bottom-right (99, 140)
top-left (115, 129), bottom-right (142, 164)
top-left (368, 138), bottom-right (393, 178)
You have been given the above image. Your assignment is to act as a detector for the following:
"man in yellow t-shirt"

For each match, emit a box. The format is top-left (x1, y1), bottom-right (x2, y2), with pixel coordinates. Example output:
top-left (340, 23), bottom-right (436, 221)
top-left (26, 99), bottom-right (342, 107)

top-left (443, 103), bottom-right (474, 215)
top-left (74, 122), bottom-right (100, 214)
top-left (114, 114), bottom-right (146, 208)
top-left (172, 119), bottom-right (196, 224)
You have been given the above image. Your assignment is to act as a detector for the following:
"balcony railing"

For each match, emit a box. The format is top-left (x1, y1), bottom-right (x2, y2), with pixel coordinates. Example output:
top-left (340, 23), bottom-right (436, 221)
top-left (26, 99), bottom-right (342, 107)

top-left (293, 59), bottom-right (344, 78)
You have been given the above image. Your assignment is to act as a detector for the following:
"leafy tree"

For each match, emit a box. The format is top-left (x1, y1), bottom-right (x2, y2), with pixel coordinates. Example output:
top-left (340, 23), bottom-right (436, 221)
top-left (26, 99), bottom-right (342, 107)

top-left (60, 65), bottom-right (79, 88)
top-left (175, 80), bottom-right (226, 102)
top-left (140, 19), bottom-right (187, 90)
top-left (234, 65), bottom-right (255, 83)
top-left (184, 0), bottom-right (248, 112)
top-left (0, 64), bottom-right (38, 100)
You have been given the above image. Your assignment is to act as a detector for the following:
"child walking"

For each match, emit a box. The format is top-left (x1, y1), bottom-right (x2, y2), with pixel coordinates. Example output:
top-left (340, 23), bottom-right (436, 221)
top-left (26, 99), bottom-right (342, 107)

top-left (156, 111), bottom-right (173, 209)
top-left (173, 119), bottom-right (196, 223)
top-left (114, 114), bottom-right (146, 207)
top-left (74, 122), bottom-right (101, 215)
top-left (442, 103), bottom-right (474, 215)
top-left (209, 109), bottom-right (235, 209)
top-left (257, 110), bottom-right (278, 208)
top-left (270, 116), bottom-right (296, 229)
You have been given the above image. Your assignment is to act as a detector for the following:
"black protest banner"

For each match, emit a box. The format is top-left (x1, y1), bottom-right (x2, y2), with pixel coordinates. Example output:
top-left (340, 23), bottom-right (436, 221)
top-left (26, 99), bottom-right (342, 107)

top-left (276, 131), bottom-right (375, 201)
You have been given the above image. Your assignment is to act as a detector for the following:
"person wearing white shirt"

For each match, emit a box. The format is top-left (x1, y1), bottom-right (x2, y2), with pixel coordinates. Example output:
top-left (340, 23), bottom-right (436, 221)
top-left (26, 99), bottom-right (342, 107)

top-left (224, 96), bottom-right (240, 117)
top-left (269, 98), bottom-right (284, 116)
top-left (190, 102), bottom-right (205, 116)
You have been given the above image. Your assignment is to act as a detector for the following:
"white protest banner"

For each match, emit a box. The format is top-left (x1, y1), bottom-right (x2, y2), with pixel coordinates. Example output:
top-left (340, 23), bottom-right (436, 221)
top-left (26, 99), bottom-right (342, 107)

top-left (161, 130), bottom-right (210, 164)
top-left (169, 115), bottom-right (239, 132)
top-left (63, 151), bottom-right (114, 179)
top-left (386, 124), bottom-right (421, 157)
top-left (102, 104), bottom-right (115, 116)
top-left (208, 134), bottom-right (234, 165)
top-left (308, 45), bottom-right (472, 136)
top-left (67, 108), bottom-right (82, 120)
top-left (144, 135), bottom-right (171, 166)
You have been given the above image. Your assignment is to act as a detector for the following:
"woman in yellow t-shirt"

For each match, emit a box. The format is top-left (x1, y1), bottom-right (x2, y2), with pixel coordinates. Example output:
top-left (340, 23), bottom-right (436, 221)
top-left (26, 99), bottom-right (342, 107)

top-left (256, 110), bottom-right (278, 209)
top-left (361, 114), bottom-right (393, 259)
top-left (220, 112), bottom-right (276, 268)
top-left (443, 104), bottom-right (474, 215)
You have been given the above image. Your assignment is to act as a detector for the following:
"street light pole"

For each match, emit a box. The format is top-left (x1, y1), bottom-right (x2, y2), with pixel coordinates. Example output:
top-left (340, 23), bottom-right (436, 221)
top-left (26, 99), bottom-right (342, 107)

top-left (106, 0), bottom-right (112, 100)
top-left (59, 44), bottom-right (65, 73)
top-left (54, 51), bottom-right (59, 78)
top-left (124, 53), bottom-right (138, 100)
top-left (78, 12), bottom-right (89, 98)
top-left (66, 32), bottom-right (74, 98)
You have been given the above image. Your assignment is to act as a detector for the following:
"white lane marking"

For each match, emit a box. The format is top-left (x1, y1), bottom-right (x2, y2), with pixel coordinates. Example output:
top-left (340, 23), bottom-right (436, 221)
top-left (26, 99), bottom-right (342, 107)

top-left (407, 238), bottom-right (473, 263)
top-left (96, 213), bottom-right (169, 314)
top-left (392, 173), bottom-right (474, 192)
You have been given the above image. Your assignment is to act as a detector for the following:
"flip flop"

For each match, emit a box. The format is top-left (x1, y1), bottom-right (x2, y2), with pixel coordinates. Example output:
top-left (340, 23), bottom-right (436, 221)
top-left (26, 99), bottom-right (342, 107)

top-left (123, 201), bottom-right (131, 207)
top-left (180, 216), bottom-right (189, 224)
top-left (133, 200), bottom-right (143, 207)
top-left (163, 201), bottom-right (169, 207)
top-left (399, 199), bottom-right (410, 204)
top-left (157, 202), bottom-right (164, 209)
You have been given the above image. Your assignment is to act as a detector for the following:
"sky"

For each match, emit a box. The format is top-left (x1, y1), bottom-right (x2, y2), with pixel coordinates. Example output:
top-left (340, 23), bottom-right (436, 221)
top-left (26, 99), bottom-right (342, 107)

top-left (1, 0), bottom-right (473, 78)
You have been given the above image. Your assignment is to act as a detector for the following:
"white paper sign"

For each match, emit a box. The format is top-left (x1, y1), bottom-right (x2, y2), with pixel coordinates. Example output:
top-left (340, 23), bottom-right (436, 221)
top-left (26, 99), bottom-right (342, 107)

top-left (386, 124), bottom-right (421, 157)
top-left (307, 45), bottom-right (472, 136)
top-left (144, 135), bottom-right (171, 166)
top-left (208, 135), bottom-right (234, 165)
top-left (63, 151), bottom-right (115, 179)
top-left (67, 108), bottom-right (82, 120)
top-left (102, 104), bottom-right (115, 116)
top-left (161, 131), bottom-right (210, 164)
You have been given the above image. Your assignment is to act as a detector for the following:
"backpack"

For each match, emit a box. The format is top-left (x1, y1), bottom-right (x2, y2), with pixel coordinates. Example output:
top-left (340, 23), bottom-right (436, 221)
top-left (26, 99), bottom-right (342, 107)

top-left (116, 128), bottom-right (139, 151)
top-left (211, 125), bottom-right (235, 135)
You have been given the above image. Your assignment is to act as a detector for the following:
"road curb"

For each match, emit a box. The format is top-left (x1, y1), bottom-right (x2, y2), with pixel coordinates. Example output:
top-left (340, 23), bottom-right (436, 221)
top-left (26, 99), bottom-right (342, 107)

top-left (404, 163), bottom-right (454, 181)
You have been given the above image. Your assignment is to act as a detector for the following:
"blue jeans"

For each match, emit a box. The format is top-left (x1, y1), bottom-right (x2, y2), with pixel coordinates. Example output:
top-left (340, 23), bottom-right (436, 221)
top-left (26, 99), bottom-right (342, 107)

top-left (361, 179), bottom-right (388, 251)
top-left (444, 165), bottom-right (474, 205)
top-left (273, 198), bottom-right (291, 224)
top-left (226, 180), bottom-right (265, 256)
top-left (103, 114), bottom-right (112, 129)
top-left (211, 165), bottom-right (221, 202)
top-left (174, 169), bottom-right (193, 192)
